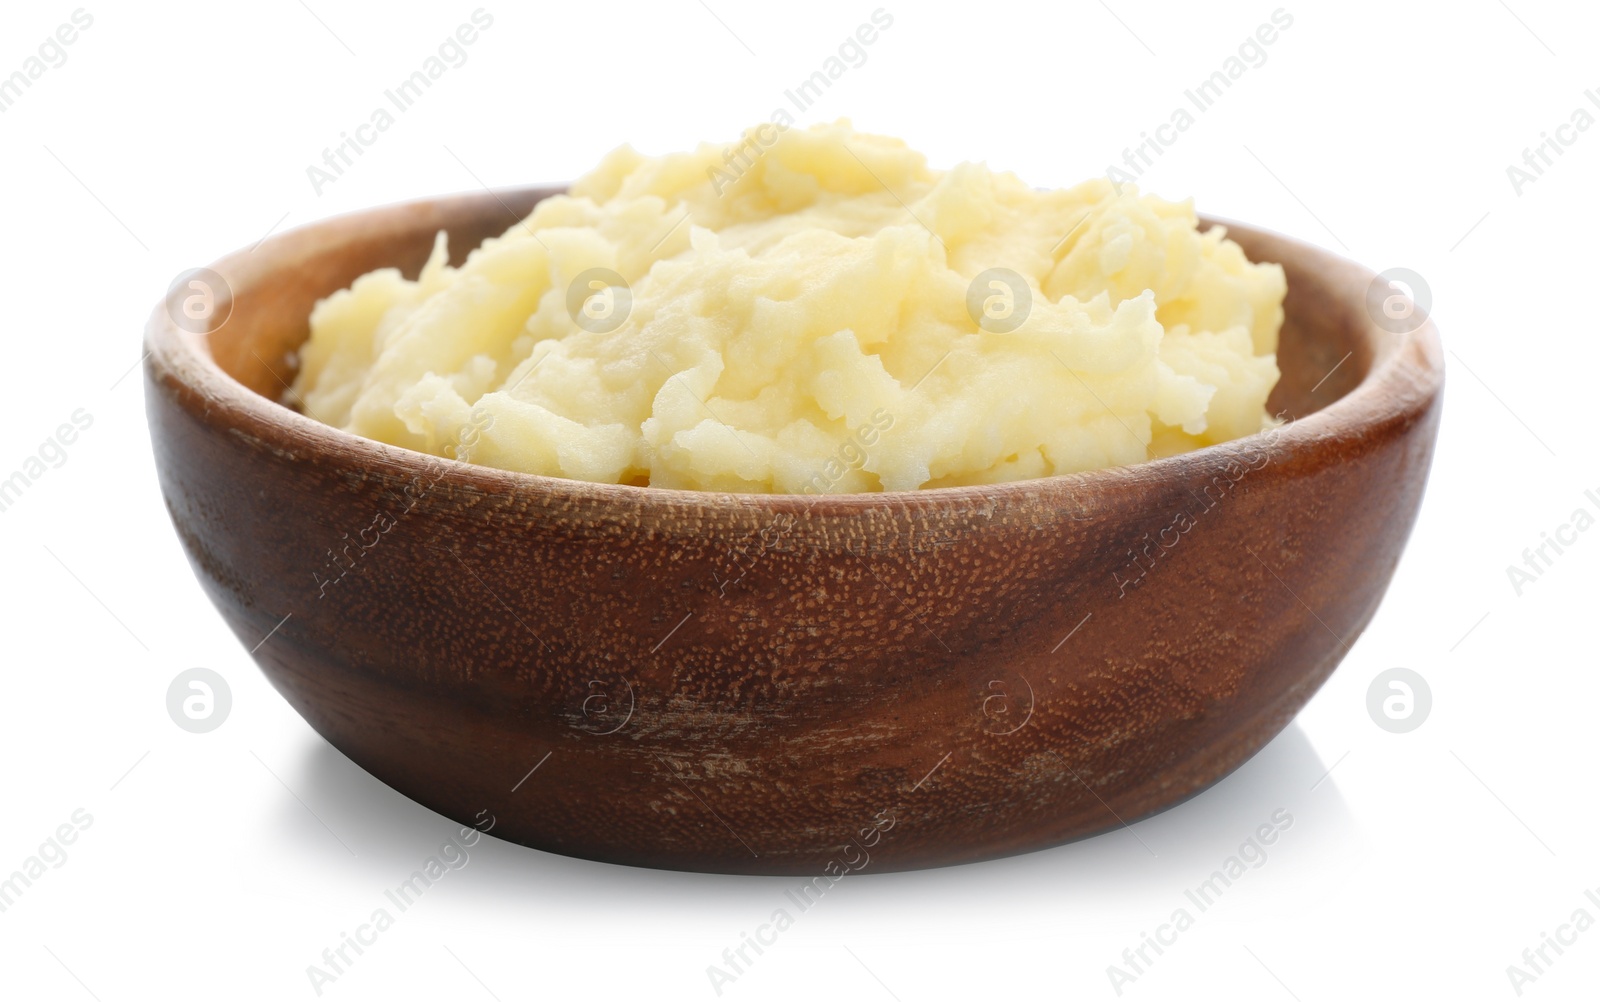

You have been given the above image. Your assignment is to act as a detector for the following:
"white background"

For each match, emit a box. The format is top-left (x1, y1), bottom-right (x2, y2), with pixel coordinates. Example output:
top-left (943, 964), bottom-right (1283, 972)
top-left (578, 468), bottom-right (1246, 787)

top-left (1, 1), bottom-right (1596, 999)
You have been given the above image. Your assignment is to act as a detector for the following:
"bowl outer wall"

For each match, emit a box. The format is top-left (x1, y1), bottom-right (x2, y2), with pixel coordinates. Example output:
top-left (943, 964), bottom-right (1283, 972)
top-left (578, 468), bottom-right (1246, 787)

top-left (144, 187), bottom-right (1444, 874)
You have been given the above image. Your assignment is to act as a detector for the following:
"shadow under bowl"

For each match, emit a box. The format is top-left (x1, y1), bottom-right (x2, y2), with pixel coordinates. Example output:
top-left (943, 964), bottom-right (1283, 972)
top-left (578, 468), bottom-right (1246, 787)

top-left (145, 187), bottom-right (1443, 874)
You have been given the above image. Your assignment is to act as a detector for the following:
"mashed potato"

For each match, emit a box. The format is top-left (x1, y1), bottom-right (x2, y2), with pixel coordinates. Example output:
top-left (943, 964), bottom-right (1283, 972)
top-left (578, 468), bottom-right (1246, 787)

top-left (292, 121), bottom-right (1284, 493)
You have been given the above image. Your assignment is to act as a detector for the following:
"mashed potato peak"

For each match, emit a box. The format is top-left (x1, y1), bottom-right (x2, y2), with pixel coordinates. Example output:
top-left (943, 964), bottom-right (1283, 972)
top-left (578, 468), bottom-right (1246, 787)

top-left (292, 121), bottom-right (1285, 493)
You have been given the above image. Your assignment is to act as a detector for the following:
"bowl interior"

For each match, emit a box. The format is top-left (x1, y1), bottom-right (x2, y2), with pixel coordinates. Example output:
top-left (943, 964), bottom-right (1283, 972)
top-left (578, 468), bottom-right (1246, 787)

top-left (204, 190), bottom-right (1369, 442)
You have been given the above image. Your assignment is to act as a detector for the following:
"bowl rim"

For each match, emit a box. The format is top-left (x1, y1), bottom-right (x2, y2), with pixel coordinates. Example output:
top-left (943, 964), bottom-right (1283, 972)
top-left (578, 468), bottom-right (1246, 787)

top-left (144, 186), bottom-right (1444, 515)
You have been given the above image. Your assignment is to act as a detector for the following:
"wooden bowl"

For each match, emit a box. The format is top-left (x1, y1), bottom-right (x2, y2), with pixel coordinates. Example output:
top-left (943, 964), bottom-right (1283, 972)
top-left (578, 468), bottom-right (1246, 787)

top-left (145, 187), bottom-right (1443, 874)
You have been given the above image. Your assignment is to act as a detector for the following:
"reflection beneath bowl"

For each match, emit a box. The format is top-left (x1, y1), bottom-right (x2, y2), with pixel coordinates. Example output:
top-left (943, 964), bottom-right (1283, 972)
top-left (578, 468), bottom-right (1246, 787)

top-left (267, 721), bottom-right (1355, 915)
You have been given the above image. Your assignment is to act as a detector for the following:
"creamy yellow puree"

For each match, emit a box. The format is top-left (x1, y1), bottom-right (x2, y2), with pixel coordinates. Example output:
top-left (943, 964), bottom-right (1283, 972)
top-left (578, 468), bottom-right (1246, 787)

top-left (292, 121), bottom-right (1284, 493)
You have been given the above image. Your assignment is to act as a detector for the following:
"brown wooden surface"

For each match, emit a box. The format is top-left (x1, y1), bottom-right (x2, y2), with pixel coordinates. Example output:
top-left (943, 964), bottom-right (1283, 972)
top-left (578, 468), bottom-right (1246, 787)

top-left (144, 188), bottom-right (1444, 874)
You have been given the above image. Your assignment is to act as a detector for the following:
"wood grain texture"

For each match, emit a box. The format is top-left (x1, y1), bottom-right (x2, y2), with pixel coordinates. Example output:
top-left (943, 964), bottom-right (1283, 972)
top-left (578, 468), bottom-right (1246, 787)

top-left (144, 187), bottom-right (1443, 874)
